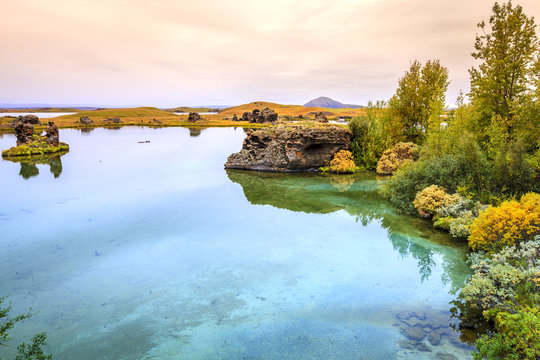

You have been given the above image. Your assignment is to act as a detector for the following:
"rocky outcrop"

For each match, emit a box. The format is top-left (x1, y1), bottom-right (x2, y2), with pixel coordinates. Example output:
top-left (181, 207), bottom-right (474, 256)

top-left (3, 119), bottom-right (69, 158)
top-left (13, 114), bottom-right (40, 126)
top-left (79, 116), bottom-right (93, 124)
top-left (314, 112), bottom-right (329, 123)
top-left (225, 126), bottom-right (352, 172)
top-left (187, 112), bottom-right (201, 122)
top-left (232, 114), bottom-right (239, 121)
top-left (242, 108), bottom-right (278, 123)
top-left (45, 121), bottom-right (60, 146)
top-left (105, 117), bottom-right (123, 124)
top-left (14, 122), bottom-right (35, 145)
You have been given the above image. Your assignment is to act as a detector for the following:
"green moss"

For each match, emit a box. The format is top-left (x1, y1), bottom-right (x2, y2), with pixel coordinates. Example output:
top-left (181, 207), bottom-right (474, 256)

top-left (2, 140), bottom-right (69, 158)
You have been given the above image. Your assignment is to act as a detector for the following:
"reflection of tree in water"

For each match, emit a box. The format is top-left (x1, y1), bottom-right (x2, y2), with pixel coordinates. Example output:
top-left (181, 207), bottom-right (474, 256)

top-left (328, 174), bottom-right (354, 192)
top-left (6, 151), bottom-right (67, 179)
top-left (226, 169), bottom-right (470, 291)
top-left (187, 127), bottom-right (208, 137)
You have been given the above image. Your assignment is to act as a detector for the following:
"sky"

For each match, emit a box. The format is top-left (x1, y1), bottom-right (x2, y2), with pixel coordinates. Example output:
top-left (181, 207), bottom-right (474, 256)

top-left (1, 0), bottom-right (539, 108)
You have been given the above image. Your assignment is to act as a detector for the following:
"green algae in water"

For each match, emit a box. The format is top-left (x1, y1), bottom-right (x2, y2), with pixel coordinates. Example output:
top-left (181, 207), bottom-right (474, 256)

top-left (0, 127), bottom-right (475, 360)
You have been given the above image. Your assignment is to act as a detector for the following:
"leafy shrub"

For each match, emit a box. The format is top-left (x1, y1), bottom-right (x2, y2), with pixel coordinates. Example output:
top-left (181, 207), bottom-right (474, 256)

top-left (435, 195), bottom-right (488, 238)
top-left (461, 239), bottom-right (540, 312)
top-left (448, 211), bottom-right (476, 238)
top-left (381, 154), bottom-right (467, 213)
top-left (413, 185), bottom-right (456, 217)
top-left (473, 306), bottom-right (540, 360)
top-left (468, 193), bottom-right (540, 252)
top-left (329, 150), bottom-right (357, 174)
top-left (376, 142), bottom-right (418, 175)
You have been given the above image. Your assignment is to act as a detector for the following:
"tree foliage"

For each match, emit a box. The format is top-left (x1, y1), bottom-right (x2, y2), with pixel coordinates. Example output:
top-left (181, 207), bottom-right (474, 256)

top-left (469, 1), bottom-right (539, 135)
top-left (0, 297), bottom-right (52, 360)
top-left (348, 101), bottom-right (397, 169)
top-left (376, 142), bottom-right (418, 175)
top-left (389, 59), bottom-right (449, 143)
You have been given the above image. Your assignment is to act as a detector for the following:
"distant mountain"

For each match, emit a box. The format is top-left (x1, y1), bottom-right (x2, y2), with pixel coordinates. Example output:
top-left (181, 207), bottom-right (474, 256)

top-left (303, 96), bottom-right (363, 109)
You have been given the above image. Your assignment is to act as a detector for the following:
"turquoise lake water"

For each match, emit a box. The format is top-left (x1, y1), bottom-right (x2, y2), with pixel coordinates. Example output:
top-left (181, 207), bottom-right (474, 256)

top-left (0, 127), bottom-right (474, 359)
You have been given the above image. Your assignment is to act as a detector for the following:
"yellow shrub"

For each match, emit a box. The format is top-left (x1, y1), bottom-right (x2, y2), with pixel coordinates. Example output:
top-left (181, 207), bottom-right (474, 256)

top-left (413, 185), bottom-right (457, 217)
top-left (468, 192), bottom-right (540, 252)
top-left (329, 150), bottom-right (356, 174)
top-left (376, 142), bottom-right (418, 175)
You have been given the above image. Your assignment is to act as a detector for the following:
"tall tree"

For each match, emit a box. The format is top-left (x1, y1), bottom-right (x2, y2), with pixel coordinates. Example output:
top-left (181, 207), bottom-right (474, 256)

top-left (469, 1), bottom-right (539, 128)
top-left (389, 60), bottom-right (449, 143)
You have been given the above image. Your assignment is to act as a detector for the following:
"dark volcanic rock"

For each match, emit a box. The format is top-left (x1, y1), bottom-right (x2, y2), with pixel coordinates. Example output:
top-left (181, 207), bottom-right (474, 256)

top-left (187, 112), bottom-right (201, 123)
top-left (79, 116), bottom-right (93, 125)
top-left (224, 126), bottom-right (352, 172)
top-left (314, 112), bottom-right (329, 123)
top-left (232, 114), bottom-right (239, 121)
top-left (14, 122), bottom-right (35, 145)
top-left (241, 108), bottom-right (278, 123)
top-left (45, 121), bottom-right (60, 146)
top-left (11, 114), bottom-right (40, 128)
top-left (105, 117), bottom-right (123, 124)
top-left (18, 114), bottom-right (40, 125)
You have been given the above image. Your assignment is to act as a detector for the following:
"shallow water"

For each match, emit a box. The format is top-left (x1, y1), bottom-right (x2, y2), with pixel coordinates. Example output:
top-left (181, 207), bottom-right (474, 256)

top-left (0, 127), bottom-right (474, 359)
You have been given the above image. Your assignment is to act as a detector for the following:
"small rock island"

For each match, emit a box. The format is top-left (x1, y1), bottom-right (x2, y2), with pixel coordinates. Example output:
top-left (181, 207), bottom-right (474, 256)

top-left (2, 115), bottom-right (69, 158)
top-left (225, 125), bottom-right (351, 172)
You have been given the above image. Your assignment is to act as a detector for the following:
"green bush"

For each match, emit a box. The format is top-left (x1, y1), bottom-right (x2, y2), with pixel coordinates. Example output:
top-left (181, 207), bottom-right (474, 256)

top-left (461, 239), bottom-right (540, 312)
top-left (381, 155), bottom-right (466, 213)
top-left (473, 306), bottom-right (540, 360)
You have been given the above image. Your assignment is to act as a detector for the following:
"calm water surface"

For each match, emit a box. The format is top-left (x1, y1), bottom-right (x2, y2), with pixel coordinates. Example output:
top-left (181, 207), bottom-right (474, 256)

top-left (0, 112), bottom-right (75, 118)
top-left (0, 127), bottom-right (473, 359)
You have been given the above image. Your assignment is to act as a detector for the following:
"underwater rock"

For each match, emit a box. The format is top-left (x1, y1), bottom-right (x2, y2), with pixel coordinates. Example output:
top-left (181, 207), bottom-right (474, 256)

top-left (397, 340), bottom-right (417, 350)
top-left (225, 125), bottom-right (352, 172)
top-left (187, 112), bottom-right (201, 122)
top-left (415, 343), bottom-right (432, 352)
top-left (45, 121), bottom-right (59, 146)
top-left (401, 325), bottom-right (426, 341)
top-left (79, 116), bottom-right (93, 125)
top-left (435, 353), bottom-right (458, 360)
top-left (428, 330), bottom-right (442, 346)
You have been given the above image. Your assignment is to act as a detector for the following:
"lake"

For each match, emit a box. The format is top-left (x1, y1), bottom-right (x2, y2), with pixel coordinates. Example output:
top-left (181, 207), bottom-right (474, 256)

top-left (0, 112), bottom-right (75, 118)
top-left (0, 127), bottom-right (474, 359)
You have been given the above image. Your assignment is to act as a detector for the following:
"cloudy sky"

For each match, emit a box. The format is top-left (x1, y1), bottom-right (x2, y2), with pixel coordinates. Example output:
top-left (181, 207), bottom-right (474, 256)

top-left (1, 0), bottom-right (539, 107)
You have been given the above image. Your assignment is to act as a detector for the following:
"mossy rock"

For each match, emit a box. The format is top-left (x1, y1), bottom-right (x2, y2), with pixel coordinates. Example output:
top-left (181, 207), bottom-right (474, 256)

top-left (2, 141), bottom-right (69, 158)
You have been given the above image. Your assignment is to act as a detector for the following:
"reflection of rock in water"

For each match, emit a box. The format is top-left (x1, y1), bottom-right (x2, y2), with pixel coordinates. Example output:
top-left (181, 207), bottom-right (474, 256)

top-left (6, 151), bottom-right (67, 179)
top-left (19, 162), bottom-right (39, 179)
top-left (79, 127), bottom-right (95, 135)
top-left (227, 169), bottom-right (470, 292)
top-left (188, 127), bottom-right (207, 137)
